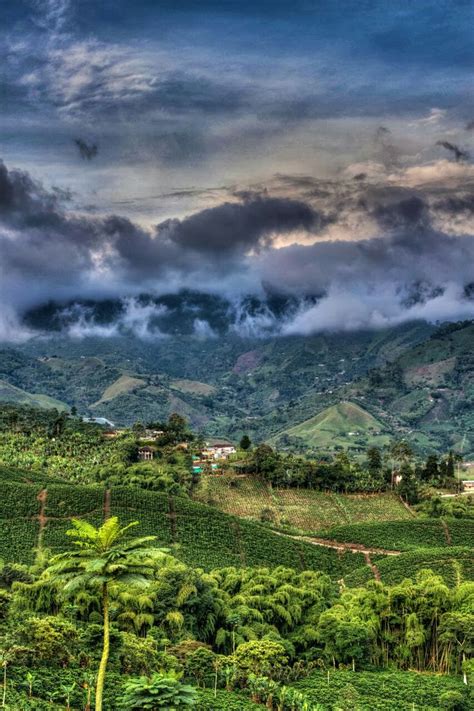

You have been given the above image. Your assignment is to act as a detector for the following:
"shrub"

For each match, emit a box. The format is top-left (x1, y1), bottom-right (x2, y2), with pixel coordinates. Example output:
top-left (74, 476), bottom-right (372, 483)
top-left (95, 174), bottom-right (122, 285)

top-left (118, 672), bottom-right (197, 709)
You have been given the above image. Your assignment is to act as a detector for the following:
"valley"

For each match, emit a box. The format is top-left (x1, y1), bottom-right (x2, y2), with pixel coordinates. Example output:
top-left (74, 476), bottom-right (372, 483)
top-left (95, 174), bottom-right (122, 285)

top-left (3, 314), bottom-right (474, 458)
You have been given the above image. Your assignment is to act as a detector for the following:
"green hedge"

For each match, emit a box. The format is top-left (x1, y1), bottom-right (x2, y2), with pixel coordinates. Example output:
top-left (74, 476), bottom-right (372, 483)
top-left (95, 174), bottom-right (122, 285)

top-left (292, 670), bottom-right (469, 710)
top-left (0, 481), bottom-right (41, 517)
top-left (45, 484), bottom-right (104, 517)
top-left (448, 519), bottom-right (474, 548)
top-left (0, 519), bottom-right (39, 565)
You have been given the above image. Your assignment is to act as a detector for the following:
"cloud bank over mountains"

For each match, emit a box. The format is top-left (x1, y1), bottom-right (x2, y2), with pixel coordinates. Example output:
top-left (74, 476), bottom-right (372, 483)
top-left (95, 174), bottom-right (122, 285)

top-left (1, 155), bottom-right (474, 342)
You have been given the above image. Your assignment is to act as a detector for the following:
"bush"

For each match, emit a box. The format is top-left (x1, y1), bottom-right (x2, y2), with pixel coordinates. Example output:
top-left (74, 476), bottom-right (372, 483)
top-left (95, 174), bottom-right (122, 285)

top-left (118, 672), bottom-right (197, 709)
top-left (439, 690), bottom-right (466, 710)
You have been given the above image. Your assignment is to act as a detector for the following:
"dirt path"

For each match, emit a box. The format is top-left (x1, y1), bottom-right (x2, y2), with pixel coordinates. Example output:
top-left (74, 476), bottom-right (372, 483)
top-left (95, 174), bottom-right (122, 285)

top-left (441, 519), bottom-right (452, 545)
top-left (292, 534), bottom-right (400, 556)
top-left (36, 488), bottom-right (48, 548)
top-left (103, 489), bottom-right (111, 520)
top-left (272, 529), bottom-right (398, 581)
top-left (399, 495), bottom-right (417, 517)
top-left (168, 496), bottom-right (177, 543)
top-left (364, 552), bottom-right (381, 581)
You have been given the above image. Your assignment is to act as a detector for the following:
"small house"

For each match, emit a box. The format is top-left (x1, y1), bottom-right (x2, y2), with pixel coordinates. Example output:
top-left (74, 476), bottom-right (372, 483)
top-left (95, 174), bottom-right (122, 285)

top-left (461, 480), bottom-right (474, 492)
top-left (138, 446), bottom-right (156, 461)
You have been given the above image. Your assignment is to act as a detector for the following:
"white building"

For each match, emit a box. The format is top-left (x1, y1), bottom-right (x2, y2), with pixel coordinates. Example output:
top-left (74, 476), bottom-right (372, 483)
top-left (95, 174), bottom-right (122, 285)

top-left (203, 441), bottom-right (236, 460)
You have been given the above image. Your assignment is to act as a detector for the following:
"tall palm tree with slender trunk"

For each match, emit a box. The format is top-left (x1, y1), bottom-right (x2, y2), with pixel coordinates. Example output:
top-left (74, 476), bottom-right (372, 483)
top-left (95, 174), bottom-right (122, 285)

top-left (44, 517), bottom-right (168, 711)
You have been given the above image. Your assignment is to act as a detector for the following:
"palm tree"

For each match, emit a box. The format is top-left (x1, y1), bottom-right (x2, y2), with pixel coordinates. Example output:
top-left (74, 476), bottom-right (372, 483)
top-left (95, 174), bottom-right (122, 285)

top-left (44, 517), bottom-right (168, 711)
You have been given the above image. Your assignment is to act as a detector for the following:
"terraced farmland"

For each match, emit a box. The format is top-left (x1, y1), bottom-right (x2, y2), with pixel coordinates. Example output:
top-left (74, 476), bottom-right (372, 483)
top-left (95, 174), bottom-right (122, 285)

top-left (0, 468), bottom-right (366, 579)
top-left (193, 475), bottom-right (413, 532)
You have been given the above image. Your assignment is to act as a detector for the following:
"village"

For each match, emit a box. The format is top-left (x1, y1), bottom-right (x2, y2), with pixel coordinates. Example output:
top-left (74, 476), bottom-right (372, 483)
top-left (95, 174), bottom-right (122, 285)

top-left (83, 417), bottom-right (238, 474)
top-left (137, 435), bottom-right (237, 474)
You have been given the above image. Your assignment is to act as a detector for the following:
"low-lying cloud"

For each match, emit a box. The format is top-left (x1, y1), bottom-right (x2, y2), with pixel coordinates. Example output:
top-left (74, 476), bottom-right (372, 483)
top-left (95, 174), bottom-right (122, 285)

top-left (1, 158), bottom-right (474, 341)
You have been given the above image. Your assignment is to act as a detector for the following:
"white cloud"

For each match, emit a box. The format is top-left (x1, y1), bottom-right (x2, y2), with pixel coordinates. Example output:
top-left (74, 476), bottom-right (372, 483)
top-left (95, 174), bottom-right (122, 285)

top-left (409, 108), bottom-right (447, 128)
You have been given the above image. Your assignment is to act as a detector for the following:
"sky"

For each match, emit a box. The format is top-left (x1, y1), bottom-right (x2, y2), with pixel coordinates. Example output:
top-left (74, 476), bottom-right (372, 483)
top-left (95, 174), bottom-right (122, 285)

top-left (1, 0), bottom-right (474, 339)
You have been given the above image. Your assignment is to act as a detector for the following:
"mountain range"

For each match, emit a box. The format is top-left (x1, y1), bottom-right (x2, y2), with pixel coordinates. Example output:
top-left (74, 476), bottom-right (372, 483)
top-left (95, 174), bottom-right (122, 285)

top-left (0, 294), bottom-right (473, 457)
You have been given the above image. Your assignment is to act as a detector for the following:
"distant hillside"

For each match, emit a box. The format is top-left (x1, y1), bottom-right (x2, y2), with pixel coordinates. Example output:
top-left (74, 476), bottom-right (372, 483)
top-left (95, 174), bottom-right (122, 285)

top-left (346, 320), bottom-right (474, 456)
top-left (2, 316), bottom-right (473, 455)
top-left (272, 401), bottom-right (390, 450)
top-left (0, 378), bottom-right (68, 410)
top-left (0, 320), bottom-right (434, 441)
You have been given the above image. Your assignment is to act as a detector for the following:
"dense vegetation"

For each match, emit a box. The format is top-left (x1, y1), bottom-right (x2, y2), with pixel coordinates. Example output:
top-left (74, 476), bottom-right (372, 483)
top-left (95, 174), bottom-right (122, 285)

top-left (324, 519), bottom-right (474, 552)
top-left (0, 518), bottom-right (472, 709)
top-left (0, 402), bottom-right (472, 708)
top-left (0, 464), bottom-right (366, 578)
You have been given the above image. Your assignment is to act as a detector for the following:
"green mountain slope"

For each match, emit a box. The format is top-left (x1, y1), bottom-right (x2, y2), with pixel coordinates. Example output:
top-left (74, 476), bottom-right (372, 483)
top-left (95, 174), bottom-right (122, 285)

top-left (0, 378), bottom-right (68, 410)
top-left (272, 401), bottom-right (390, 449)
top-left (0, 321), bottom-right (433, 436)
top-left (346, 320), bottom-right (474, 456)
top-left (1, 319), bottom-right (472, 455)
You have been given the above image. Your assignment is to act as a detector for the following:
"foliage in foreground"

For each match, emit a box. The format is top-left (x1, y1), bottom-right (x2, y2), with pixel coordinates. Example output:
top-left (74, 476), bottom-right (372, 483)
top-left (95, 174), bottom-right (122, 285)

top-left (118, 672), bottom-right (197, 709)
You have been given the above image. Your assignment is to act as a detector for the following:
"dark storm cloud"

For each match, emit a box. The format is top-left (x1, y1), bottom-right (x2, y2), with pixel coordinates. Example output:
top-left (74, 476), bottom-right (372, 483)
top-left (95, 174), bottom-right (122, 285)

top-left (369, 195), bottom-right (429, 231)
top-left (0, 159), bottom-right (328, 299)
top-left (161, 195), bottom-right (326, 253)
top-left (434, 195), bottom-right (474, 215)
top-left (74, 138), bottom-right (98, 160)
top-left (2, 157), bottom-right (474, 340)
top-left (0, 161), bottom-right (67, 228)
top-left (436, 141), bottom-right (469, 163)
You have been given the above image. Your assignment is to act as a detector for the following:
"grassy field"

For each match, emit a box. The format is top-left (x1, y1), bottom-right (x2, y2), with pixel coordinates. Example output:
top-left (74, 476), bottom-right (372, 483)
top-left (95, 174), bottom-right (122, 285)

top-left (93, 373), bottom-right (147, 404)
top-left (193, 475), bottom-right (412, 532)
top-left (170, 378), bottom-right (216, 395)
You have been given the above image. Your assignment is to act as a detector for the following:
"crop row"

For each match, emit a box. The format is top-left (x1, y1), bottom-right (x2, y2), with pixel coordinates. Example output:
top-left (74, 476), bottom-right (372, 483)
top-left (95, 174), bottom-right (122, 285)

top-left (345, 547), bottom-right (474, 587)
top-left (0, 475), bottom-right (382, 579)
top-left (196, 690), bottom-right (262, 709)
top-left (292, 669), bottom-right (468, 710)
top-left (0, 519), bottom-right (38, 565)
top-left (324, 519), bottom-right (474, 550)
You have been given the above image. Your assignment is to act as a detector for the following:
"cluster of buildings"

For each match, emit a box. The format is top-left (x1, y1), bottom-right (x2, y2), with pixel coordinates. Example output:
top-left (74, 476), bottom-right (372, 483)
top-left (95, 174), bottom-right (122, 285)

top-left (136, 437), bottom-right (237, 472)
top-left (192, 440), bottom-right (236, 474)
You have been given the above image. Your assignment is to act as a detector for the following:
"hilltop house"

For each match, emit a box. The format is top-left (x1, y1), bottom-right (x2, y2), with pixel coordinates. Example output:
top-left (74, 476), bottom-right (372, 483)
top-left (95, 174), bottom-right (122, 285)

top-left (202, 440), bottom-right (236, 460)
